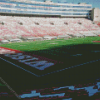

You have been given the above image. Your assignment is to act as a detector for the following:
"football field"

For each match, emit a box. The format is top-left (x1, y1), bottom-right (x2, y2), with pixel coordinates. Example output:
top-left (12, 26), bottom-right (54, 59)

top-left (1, 37), bottom-right (100, 51)
top-left (0, 36), bottom-right (100, 99)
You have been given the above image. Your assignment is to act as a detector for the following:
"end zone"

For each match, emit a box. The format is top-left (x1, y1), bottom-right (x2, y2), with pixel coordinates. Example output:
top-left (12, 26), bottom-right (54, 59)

top-left (0, 47), bottom-right (62, 76)
top-left (0, 47), bottom-right (100, 78)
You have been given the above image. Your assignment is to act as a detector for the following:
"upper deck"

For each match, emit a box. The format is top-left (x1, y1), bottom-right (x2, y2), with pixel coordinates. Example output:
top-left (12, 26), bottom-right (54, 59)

top-left (0, 0), bottom-right (92, 17)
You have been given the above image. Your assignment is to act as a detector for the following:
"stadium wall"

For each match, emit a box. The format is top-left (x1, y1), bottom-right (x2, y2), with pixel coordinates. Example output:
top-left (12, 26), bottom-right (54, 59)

top-left (91, 8), bottom-right (100, 22)
top-left (0, 12), bottom-right (88, 18)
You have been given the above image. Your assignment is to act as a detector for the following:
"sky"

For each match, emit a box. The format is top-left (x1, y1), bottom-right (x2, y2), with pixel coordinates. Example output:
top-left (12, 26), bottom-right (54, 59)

top-left (32, 0), bottom-right (100, 9)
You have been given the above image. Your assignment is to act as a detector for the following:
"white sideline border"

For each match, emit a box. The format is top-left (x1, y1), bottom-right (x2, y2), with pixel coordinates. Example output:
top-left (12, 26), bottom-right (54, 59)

top-left (0, 57), bottom-right (39, 77)
top-left (0, 56), bottom-right (100, 77)
top-left (0, 57), bottom-right (100, 99)
top-left (0, 77), bottom-right (21, 99)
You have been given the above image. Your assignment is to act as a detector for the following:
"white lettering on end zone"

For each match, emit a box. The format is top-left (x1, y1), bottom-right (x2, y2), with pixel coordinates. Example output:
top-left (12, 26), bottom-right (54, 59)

top-left (4, 53), bottom-right (54, 70)
top-left (25, 61), bottom-right (54, 70)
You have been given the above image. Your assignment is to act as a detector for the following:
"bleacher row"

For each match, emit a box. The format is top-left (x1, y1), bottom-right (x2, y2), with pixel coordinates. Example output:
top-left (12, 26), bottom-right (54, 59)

top-left (0, 16), bottom-right (100, 43)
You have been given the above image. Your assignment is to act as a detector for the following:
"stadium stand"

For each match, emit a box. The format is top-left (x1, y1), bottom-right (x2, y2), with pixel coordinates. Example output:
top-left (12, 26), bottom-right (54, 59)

top-left (0, 1), bottom-right (100, 100)
top-left (0, 0), bottom-right (100, 43)
top-left (0, 16), bottom-right (100, 41)
top-left (0, 14), bottom-right (100, 41)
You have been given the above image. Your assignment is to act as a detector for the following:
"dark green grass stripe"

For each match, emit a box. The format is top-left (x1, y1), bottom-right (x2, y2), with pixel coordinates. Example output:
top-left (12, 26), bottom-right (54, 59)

top-left (0, 37), bottom-right (100, 51)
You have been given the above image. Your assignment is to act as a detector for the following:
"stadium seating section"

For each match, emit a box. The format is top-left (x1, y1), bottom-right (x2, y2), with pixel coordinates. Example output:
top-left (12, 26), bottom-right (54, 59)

top-left (0, 16), bottom-right (100, 43)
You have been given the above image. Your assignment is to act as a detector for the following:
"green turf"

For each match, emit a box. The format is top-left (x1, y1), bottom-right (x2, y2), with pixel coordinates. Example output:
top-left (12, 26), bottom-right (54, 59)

top-left (0, 37), bottom-right (100, 51)
top-left (0, 83), bottom-right (5, 86)
top-left (0, 37), bottom-right (100, 85)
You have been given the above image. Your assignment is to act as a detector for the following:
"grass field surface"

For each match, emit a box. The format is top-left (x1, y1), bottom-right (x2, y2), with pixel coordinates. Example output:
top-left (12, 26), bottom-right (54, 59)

top-left (0, 37), bottom-right (100, 51)
top-left (0, 37), bottom-right (100, 100)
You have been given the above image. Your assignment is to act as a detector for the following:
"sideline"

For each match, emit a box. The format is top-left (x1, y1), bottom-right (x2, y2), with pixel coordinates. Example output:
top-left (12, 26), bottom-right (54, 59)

top-left (0, 57), bottom-right (39, 77)
top-left (0, 56), bottom-right (100, 77)
top-left (0, 77), bottom-right (21, 99)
